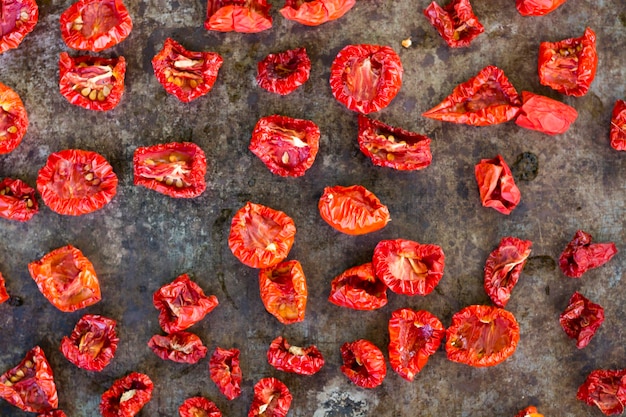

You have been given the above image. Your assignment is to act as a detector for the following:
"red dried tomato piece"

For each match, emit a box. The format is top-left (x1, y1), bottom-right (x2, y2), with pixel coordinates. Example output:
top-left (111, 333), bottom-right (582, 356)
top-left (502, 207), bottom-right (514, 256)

top-left (249, 115), bottom-right (320, 177)
top-left (515, 91), bottom-right (578, 135)
top-left (538, 27), bottom-right (597, 97)
top-left (259, 260), bottom-right (307, 324)
top-left (280, 0), bottom-right (355, 26)
top-left (329, 44), bottom-right (403, 114)
top-left (388, 308), bottom-right (444, 381)
top-left (60, 0), bottom-right (132, 52)
top-left (446, 305), bottom-right (520, 367)
top-left (558, 230), bottom-right (618, 278)
top-left (0, 0), bottom-right (38, 54)
top-left (59, 52), bottom-right (126, 111)
top-left (267, 336), bottom-right (324, 375)
top-left (38, 411), bottom-right (67, 417)
top-left (0, 81), bottom-right (28, 154)
top-left (179, 397), bottom-right (222, 417)
top-left (0, 272), bottom-right (9, 303)
top-left (228, 202), bottom-right (296, 269)
top-left (559, 291), bottom-right (604, 349)
top-left (99, 372), bottom-right (153, 417)
top-left (0, 177), bottom-right (38, 222)
top-left (475, 154), bottom-right (521, 215)
top-left (153, 273), bottom-right (219, 334)
top-left (133, 142), bottom-right (207, 198)
top-left (516, 0), bottom-right (567, 16)
top-left (0, 346), bottom-right (58, 413)
top-left (483, 236), bottom-right (532, 308)
top-left (37, 149), bottom-right (118, 216)
top-left (249, 378), bottom-right (292, 417)
top-left (60, 314), bottom-right (118, 371)
top-left (514, 406), bottom-right (544, 417)
top-left (28, 245), bottom-right (101, 312)
top-left (372, 239), bottom-right (445, 296)
top-left (148, 331), bottom-right (208, 364)
top-left (423, 0), bottom-right (484, 48)
top-left (257, 48), bottom-right (311, 95)
top-left (152, 38), bottom-right (223, 103)
top-left (577, 369), bottom-right (626, 416)
top-left (340, 339), bottom-right (386, 388)
top-left (328, 263), bottom-right (388, 310)
top-left (209, 347), bottom-right (242, 400)
top-left (610, 99), bottom-right (626, 151)
top-left (204, 0), bottom-right (272, 33)
top-left (423, 65), bottom-right (521, 126)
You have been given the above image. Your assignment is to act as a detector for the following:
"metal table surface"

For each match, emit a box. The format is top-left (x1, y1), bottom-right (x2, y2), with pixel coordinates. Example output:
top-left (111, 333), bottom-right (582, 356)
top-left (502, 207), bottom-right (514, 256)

top-left (0, 0), bottom-right (624, 416)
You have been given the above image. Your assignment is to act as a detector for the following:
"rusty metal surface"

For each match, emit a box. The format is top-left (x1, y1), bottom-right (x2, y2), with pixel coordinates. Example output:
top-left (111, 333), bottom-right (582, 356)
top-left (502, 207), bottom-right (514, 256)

top-left (0, 0), bottom-right (625, 416)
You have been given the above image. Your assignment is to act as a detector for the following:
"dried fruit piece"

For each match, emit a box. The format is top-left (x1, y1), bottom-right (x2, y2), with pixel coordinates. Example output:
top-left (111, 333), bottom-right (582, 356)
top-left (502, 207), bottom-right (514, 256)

top-left (423, 0), bottom-right (484, 48)
top-left (515, 91), bottom-right (578, 135)
top-left (257, 48), bottom-right (311, 95)
top-left (60, 314), bottom-right (118, 371)
top-left (259, 260), bottom-right (307, 324)
top-left (248, 378), bottom-right (292, 417)
top-left (340, 339), bottom-right (386, 388)
top-left (0, 81), bottom-right (29, 154)
top-left (577, 369), bottom-right (626, 416)
top-left (267, 336), bottom-right (324, 375)
top-left (0, 0), bottom-right (39, 54)
top-left (99, 372), bottom-right (153, 417)
top-left (610, 99), bottom-right (625, 151)
top-left (559, 291), bottom-right (604, 349)
top-left (558, 230), bottom-right (618, 278)
top-left (475, 154), bottom-right (521, 215)
top-left (328, 263), bottom-right (388, 310)
top-left (483, 237), bottom-right (532, 307)
top-left (204, 0), bottom-right (272, 33)
top-left (209, 347), bottom-right (242, 400)
top-left (148, 332), bottom-right (208, 364)
top-left (280, 0), bottom-right (355, 26)
top-left (0, 177), bottom-right (38, 222)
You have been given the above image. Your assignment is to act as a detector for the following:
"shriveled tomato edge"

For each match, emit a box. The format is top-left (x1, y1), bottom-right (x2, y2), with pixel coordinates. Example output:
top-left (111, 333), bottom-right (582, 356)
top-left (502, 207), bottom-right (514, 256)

top-left (209, 347), bottom-right (242, 400)
top-left (514, 405), bottom-right (544, 417)
top-left (483, 236), bottom-right (532, 308)
top-left (474, 154), bottom-right (521, 215)
top-left (148, 332), bottom-right (208, 363)
top-left (559, 291), bottom-right (605, 349)
top-left (280, 0), bottom-right (356, 26)
top-left (514, 91), bottom-right (578, 135)
top-left (0, 177), bottom-right (39, 222)
top-left (328, 263), bottom-right (388, 310)
top-left (179, 396), bottom-right (222, 417)
top-left (0, 272), bottom-right (9, 303)
top-left (204, 3), bottom-right (273, 33)
top-left (340, 339), bottom-right (387, 388)
top-left (576, 369), bottom-right (626, 415)
top-left (610, 99), bottom-right (626, 151)
top-left (516, 0), bottom-right (568, 16)
top-left (267, 336), bottom-right (325, 375)
top-left (256, 48), bottom-right (312, 95)
top-left (249, 377), bottom-right (292, 417)
top-left (258, 260), bottom-right (308, 324)
top-left (99, 372), bottom-right (153, 417)
top-left (60, 314), bottom-right (118, 371)
top-left (0, 0), bottom-right (39, 54)
top-left (423, 0), bottom-right (485, 48)
top-left (0, 82), bottom-right (29, 155)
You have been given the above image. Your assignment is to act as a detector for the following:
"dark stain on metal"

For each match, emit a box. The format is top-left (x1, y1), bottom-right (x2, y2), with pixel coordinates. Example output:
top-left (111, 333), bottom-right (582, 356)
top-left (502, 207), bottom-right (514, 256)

top-left (512, 152), bottom-right (539, 182)
top-left (525, 255), bottom-right (557, 275)
top-left (8, 296), bottom-right (23, 307)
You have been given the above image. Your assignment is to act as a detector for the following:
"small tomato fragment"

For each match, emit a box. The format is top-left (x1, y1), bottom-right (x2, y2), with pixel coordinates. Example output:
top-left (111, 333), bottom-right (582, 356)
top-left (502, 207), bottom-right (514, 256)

top-left (423, 0), bottom-right (484, 48)
top-left (475, 154), bottom-right (521, 215)
top-left (514, 406), bottom-right (544, 417)
top-left (559, 291), bottom-right (604, 349)
top-left (259, 260), bottom-right (307, 325)
top-left (38, 411), bottom-right (68, 417)
top-left (267, 336), bottom-right (324, 375)
top-left (340, 339), bottom-right (386, 388)
top-left (483, 236), bottom-right (532, 307)
top-left (516, 0), bottom-right (568, 16)
top-left (0, 0), bottom-right (38, 54)
top-left (179, 397), bottom-right (222, 417)
top-left (280, 0), bottom-right (355, 26)
top-left (610, 99), bottom-right (626, 151)
top-left (209, 347), bottom-right (242, 400)
top-left (0, 272), bottom-right (9, 303)
top-left (248, 377), bottom-right (292, 417)
top-left (0, 177), bottom-right (38, 222)
top-left (388, 308), bottom-right (444, 381)
top-left (204, 0), bottom-right (272, 33)
top-left (148, 331), bottom-right (208, 364)
top-left (60, 314), bottom-right (118, 371)
top-left (99, 372), bottom-right (153, 417)
top-left (28, 245), bottom-right (101, 312)
top-left (0, 81), bottom-right (28, 154)
top-left (558, 230), bottom-right (618, 278)
top-left (257, 48), bottom-right (311, 95)
top-left (577, 369), bottom-right (626, 416)
top-left (328, 263), bottom-right (388, 310)
top-left (515, 91), bottom-right (578, 135)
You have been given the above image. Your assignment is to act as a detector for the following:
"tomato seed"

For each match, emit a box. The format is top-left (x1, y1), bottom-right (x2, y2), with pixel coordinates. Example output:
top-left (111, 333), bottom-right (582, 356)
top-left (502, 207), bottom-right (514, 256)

top-left (7, 126), bottom-right (17, 134)
top-left (189, 79), bottom-right (198, 88)
top-left (175, 179), bottom-right (183, 188)
top-left (81, 87), bottom-right (91, 96)
top-left (165, 177), bottom-right (174, 185)
top-left (84, 173), bottom-right (94, 181)
top-left (88, 90), bottom-right (97, 100)
top-left (20, 10), bottom-right (29, 21)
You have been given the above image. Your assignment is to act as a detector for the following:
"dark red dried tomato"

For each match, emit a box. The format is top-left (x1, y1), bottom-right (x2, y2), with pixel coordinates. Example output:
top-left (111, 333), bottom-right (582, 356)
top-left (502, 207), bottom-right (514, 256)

top-left (204, 0), bottom-right (272, 33)
top-left (148, 331), bottom-right (208, 364)
top-left (60, 314), bottom-right (118, 371)
top-left (99, 372), bottom-right (153, 417)
top-left (0, 272), bottom-right (9, 303)
top-left (267, 336), bottom-right (324, 375)
top-left (514, 406), bottom-right (544, 417)
top-left (559, 291), bottom-right (605, 349)
top-left (515, 91), bottom-right (578, 135)
top-left (484, 236), bottom-right (532, 308)
top-left (38, 411), bottom-right (68, 417)
top-left (280, 0), bottom-right (355, 26)
top-left (423, 0), bottom-right (484, 48)
top-left (328, 263), bottom-right (388, 310)
top-left (610, 99), bottom-right (626, 151)
top-left (0, 177), bottom-right (38, 222)
top-left (340, 339), bottom-right (386, 388)
top-left (0, 0), bottom-right (38, 54)
top-left (179, 397), bottom-right (222, 417)
top-left (558, 230), bottom-right (618, 278)
top-left (259, 260), bottom-right (308, 324)
top-left (475, 154), bottom-right (521, 215)
top-left (388, 308), bottom-right (444, 381)
top-left (0, 346), bottom-right (58, 413)
top-left (516, 0), bottom-right (568, 16)
top-left (257, 48), bottom-right (311, 95)
top-left (577, 369), bottom-right (626, 416)
top-left (0, 81), bottom-right (29, 154)
top-left (209, 347), bottom-right (242, 400)
top-left (248, 377), bottom-right (292, 417)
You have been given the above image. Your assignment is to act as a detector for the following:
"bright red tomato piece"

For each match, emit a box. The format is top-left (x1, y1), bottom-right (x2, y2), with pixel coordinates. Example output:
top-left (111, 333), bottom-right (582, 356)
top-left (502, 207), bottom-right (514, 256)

top-left (267, 336), bottom-right (324, 375)
top-left (423, 0), bottom-right (484, 48)
top-left (257, 48), bottom-right (311, 95)
top-left (152, 38), bottom-right (223, 103)
top-left (0, 272), bottom-right (9, 303)
top-left (36, 149), bottom-right (118, 216)
top-left (329, 44), bottom-right (403, 114)
top-left (0, 177), bottom-right (38, 222)
top-left (515, 91), bottom-right (578, 135)
top-left (204, 0), bottom-right (272, 33)
top-left (248, 378), bottom-right (292, 417)
top-left (0, 0), bottom-right (38, 54)
top-left (388, 308), bottom-right (444, 381)
top-left (60, 0), bottom-right (132, 52)
top-left (559, 291), bottom-right (604, 349)
top-left (133, 142), bottom-right (207, 198)
top-left (538, 27), bottom-right (597, 97)
top-left (59, 52), bottom-right (126, 111)
top-left (610, 99), bottom-right (626, 151)
top-left (148, 331), bottom-right (208, 364)
top-left (484, 236), bottom-right (532, 307)
top-left (516, 0), bottom-right (567, 16)
top-left (0, 346), bottom-right (58, 413)
top-left (99, 372), bottom-right (153, 417)
top-left (60, 314), bottom-right (118, 371)
top-left (577, 369), bottom-right (626, 416)
top-left (280, 0), bottom-right (355, 26)
top-left (0, 81), bottom-right (28, 154)
top-left (340, 339), bottom-right (386, 388)
top-left (558, 230), bottom-right (618, 278)
top-left (446, 305), bottom-right (520, 367)
top-left (475, 154), bottom-right (521, 215)
top-left (179, 397), bottom-right (222, 417)
top-left (249, 115), bottom-right (320, 177)
top-left (514, 406), bottom-right (544, 417)
top-left (28, 245), bottom-right (101, 312)
top-left (259, 260), bottom-right (307, 324)
top-left (328, 263), bottom-right (388, 310)
top-left (38, 411), bottom-right (67, 417)
top-left (209, 347), bottom-right (242, 400)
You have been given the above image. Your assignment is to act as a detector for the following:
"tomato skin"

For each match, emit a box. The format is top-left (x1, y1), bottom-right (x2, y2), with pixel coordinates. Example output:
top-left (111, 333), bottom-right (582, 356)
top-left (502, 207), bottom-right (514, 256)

top-left (179, 397), bottom-right (222, 417)
top-left (133, 142), bottom-right (207, 198)
top-left (423, 0), bottom-right (484, 48)
top-left (445, 305), bottom-right (520, 367)
top-left (516, 0), bottom-right (568, 16)
top-left (248, 377), bottom-right (292, 417)
top-left (558, 230), bottom-right (618, 278)
top-left (577, 369), bottom-right (626, 416)
top-left (0, 81), bottom-right (29, 154)
top-left (37, 149), bottom-right (118, 216)
top-left (152, 38), bottom-right (224, 103)
top-left (515, 91), bottom-right (578, 135)
top-left (28, 245), bottom-right (102, 312)
top-left (259, 260), bottom-right (307, 325)
top-left (280, 0), bottom-right (355, 26)
top-left (483, 236), bottom-right (532, 308)
top-left (318, 184), bottom-right (390, 235)
top-left (267, 336), bottom-right (324, 375)
top-left (514, 406), bottom-right (544, 417)
top-left (99, 372), bottom-right (153, 417)
top-left (0, 177), bottom-right (38, 222)
top-left (610, 99), bottom-right (626, 151)
top-left (228, 202), bottom-right (296, 269)
top-left (559, 291), bottom-right (604, 349)
top-left (0, 0), bottom-right (38, 54)
top-left (0, 346), bottom-right (58, 413)
top-left (329, 44), bottom-right (403, 114)
top-left (538, 27), bottom-right (597, 97)
top-left (209, 347), bottom-right (242, 400)
top-left (249, 115), bottom-right (320, 177)
top-left (388, 308), bottom-right (444, 381)
top-left (60, 314), bottom-right (118, 371)
top-left (257, 48), bottom-right (311, 95)
top-left (328, 263), bottom-right (388, 310)
top-left (204, 0), bottom-right (272, 33)
top-left (60, 0), bottom-right (133, 52)
top-left (474, 154), bottom-right (521, 215)
top-left (148, 331), bottom-right (208, 364)
top-left (0, 272), bottom-right (9, 303)
top-left (340, 339), bottom-right (386, 388)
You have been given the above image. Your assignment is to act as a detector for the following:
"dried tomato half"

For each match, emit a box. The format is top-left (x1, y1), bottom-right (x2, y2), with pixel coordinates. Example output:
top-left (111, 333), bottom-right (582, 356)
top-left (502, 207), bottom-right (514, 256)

top-left (0, 177), bottom-right (38, 222)
top-left (257, 48), bottom-right (311, 95)
top-left (148, 331), bottom-right (208, 364)
top-left (249, 378), bottom-right (292, 417)
top-left (0, 0), bottom-right (38, 54)
top-left (329, 44), bottom-right (403, 114)
top-left (228, 202), bottom-right (296, 269)
top-left (423, 65), bottom-right (521, 126)
top-left (610, 99), bottom-right (626, 151)
top-left (516, 0), bottom-right (568, 16)
top-left (152, 38), bottom-right (223, 103)
top-left (538, 27), bottom-right (598, 97)
top-left (558, 230), bottom-right (618, 278)
top-left (372, 239), bottom-right (445, 296)
top-left (475, 154), bottom-right (521, 215)
top-left (179, 397), bottom-right (222, 417)
top-left (153, 273), bottom-right (219, 334)
top-left (446, 305), bottom-right (520, 367)
top-left (328, 263), bottom-right (388, 310)
top-left (514, 406), bottom-right (544, 417)
top-left (0, 346), bottom-right (58, 413)
top-left (0, 81), bottom-right (28, 154)
top-left (318, 184), bottom-right (390, 235)
top-left (204, 0), bottom-right (272, 33)
top-left (577, 369), bottom-right (626, 416)
top-left (423, 0), bottom-right (484, 48)
top-left (99, 372), bottom-right (153, 417)
top-left (133, 142), bottom-right (207, 198)
top-left (483, 236), bottom-right (532, 308)
top-left (267, 336), bottom-right (324, 375)
top-left (388, 308), bottom-right (444, 381)
top-left (515, 91), bottom-right (578, 135)
top-left (209, 347), bottom-right (242, 400)
top-left (60, 0), bottom-right (133, 52)
top-left (59, 52), bottom-right (126, 111)
top-left (249, 115), bottom-right (320, 177)
top-left (559, 291), bottom-right (604, 349)
top-left (259, 260), bottom-right (307, 325)
top-left (340, 339), bottom-right (386, 388)
top-left (38, 411), bottom-right (67, 417)
top-left (37, 149), bottom-right (118, 216)
top-left (280, 0), bottom-right (355, 26)
top-left (60, 314), bottom-right (118, 371)
top-left (28, 245), bottom-right (101, 312)
top-left (0, 272), bottom-right (9, 303)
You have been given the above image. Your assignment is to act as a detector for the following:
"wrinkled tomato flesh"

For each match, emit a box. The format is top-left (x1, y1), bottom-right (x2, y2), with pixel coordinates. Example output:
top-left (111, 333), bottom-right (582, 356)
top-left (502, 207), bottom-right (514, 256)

top-left (328, 262), bottom-right (388, 310)
top-left (60, 314), bottom-right (118, 371)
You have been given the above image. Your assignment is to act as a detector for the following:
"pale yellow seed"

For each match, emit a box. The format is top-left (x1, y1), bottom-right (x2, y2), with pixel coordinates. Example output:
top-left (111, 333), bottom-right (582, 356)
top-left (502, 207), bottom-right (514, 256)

top-left (165, 177), bottom-right (174, 186)
top-left (175, 179), bottom-right (183, 188)
top-left (266, 242), bottom-right (277, 251)
top-left (145, 158), bottom-right (155, 165)
top-left (73, 23), bottom-right (83, 31)
top-left (85, 173), bottom-right (94, 181)
top-left (91, 178), bottom-right (101, 186)
top-left (387, 153), bottom-right (395, 161)
top-left (97, 90), bottom-right (106, 101)
top-left (15, 370), bottom-right (24, 378)
top-left (81, 87), bottom-right (91, 97)
top-left (281, 152), bottom-right (289, 164)
top-left (168, 154), bottom-right (178, 162)
top-left (189, 79), bottom-right (198, 88)
top-left (102, 85), bottom-right (112, 97)
top-left (4, 380), bottom-right (12, 387)
top-left (401, 38), bottom-right (412, 48)
top-left (84, 164), bottom-right (92, 171)
top-left (25, 360), bottom-right (34, 368)
top-left (21, 10), bottom-right (29, 21)
top-left (0, 189), bottom-right (5, 196)
top-left (7, 126), bottom-right (17, 134)
top-left (173, 77), bottom-right (183, 87)
top-left (167, 76), bottom-right (174, 83)
top-left (2, 103), bottom-right (11, 112)
top-left (88, 89), bottom-right (97, 101)
top-left (387, 135), bottom-right (395, 142)
top-left (26, 199), bottom-right (34, 208)
top-left (155, 176), bottom-right (164, 182)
